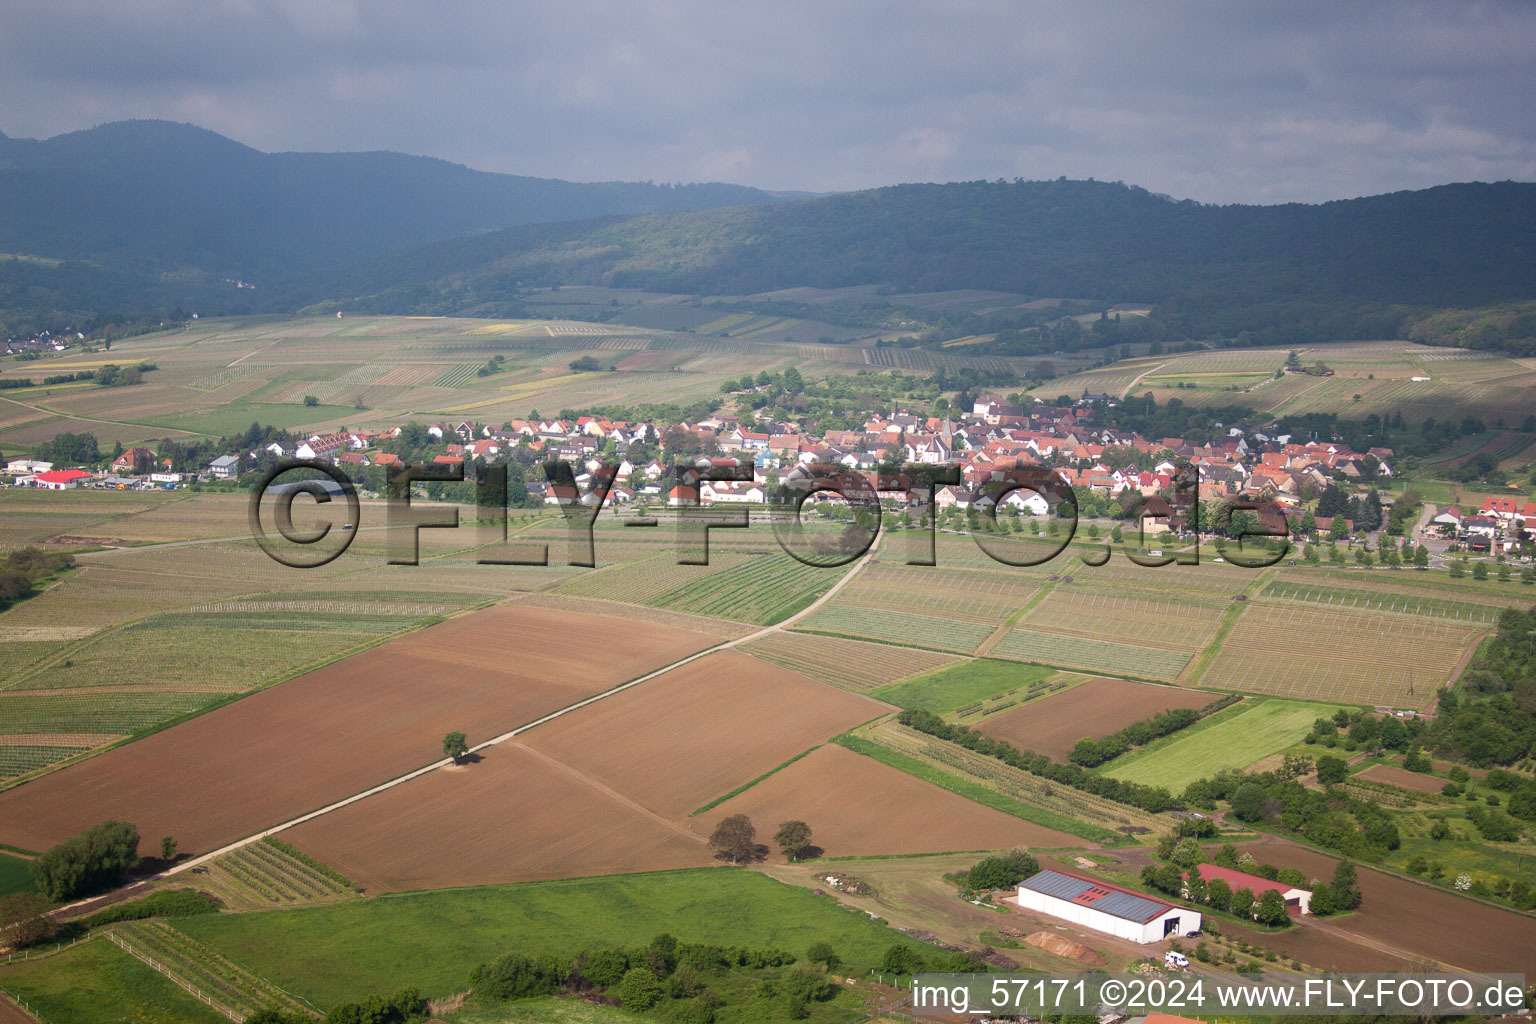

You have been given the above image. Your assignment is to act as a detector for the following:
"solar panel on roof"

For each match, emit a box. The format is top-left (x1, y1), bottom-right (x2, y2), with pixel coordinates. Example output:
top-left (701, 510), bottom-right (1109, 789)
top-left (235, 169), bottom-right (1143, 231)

top-left (1093, 890), bottom-right (1168, 923)
top-left (1020, 870), bottom-right (1094, 901)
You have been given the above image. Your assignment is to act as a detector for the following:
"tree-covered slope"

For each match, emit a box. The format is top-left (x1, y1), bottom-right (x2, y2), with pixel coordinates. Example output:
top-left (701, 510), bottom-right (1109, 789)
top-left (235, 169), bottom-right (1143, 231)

top-left (294, 177), bottom-right (1536, 345)
top-left (0, 120), bottom-right (780, 280)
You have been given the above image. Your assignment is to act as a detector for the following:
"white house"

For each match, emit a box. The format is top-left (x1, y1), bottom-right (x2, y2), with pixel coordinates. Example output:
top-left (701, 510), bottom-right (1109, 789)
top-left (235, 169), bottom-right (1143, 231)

top-left (1000, 490), bottom-right (1051, 516)
top-left (701, 480), bottom-right (766, 504)
top-left (1014, 869), bottom-right (1201, 944)
top-left (6, 458), bottom-right (52, 475)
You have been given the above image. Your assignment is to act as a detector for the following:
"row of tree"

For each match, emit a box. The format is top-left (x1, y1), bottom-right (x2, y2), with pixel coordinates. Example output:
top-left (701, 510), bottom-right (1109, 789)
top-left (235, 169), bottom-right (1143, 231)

top-left (1068, 694), bottom-right (1240, 767)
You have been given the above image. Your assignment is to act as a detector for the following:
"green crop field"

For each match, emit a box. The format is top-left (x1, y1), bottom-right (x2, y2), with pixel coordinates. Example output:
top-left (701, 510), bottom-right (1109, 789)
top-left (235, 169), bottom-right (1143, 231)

top-left (128, 402), bottom-right (362, 437)
top-left (870, 658), bottom-right (1054, 712)
top-left (991, 627), bottom-right (1193, 680)
top-left (1103, 698), bottom-right (1347, 791)
top-left (0, 937), bottom-right (230, 1024)
top-left (796, 605), bottom-right (996, 653)
top-left (0, 851), bottom-right (35, 895)
top-left (647, 551), bottom-right (835, 624)
top-left (0, 691), bottom-right (223, 735)
top-left (174, 869), bottom-right (929, 1008)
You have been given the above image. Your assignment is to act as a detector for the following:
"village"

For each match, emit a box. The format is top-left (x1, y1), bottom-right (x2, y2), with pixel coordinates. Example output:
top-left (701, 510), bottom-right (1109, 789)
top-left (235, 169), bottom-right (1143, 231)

top-left (4, 389), bottom-right (1534, 559)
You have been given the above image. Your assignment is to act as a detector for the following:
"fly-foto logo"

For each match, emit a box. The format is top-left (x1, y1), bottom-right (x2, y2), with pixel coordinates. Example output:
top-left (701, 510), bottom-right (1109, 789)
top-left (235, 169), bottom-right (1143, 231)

top-left (248, 457), bottom-right (1288, 570)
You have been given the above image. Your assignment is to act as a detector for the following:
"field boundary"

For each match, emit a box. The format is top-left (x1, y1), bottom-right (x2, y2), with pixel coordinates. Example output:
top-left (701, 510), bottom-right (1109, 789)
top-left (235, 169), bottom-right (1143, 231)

top-left (690, 744), bottom-right (822, 817)
top-left (833, 731), bottom-right (1116, 845)
top-left (104, 518), bottom-right (886, 901)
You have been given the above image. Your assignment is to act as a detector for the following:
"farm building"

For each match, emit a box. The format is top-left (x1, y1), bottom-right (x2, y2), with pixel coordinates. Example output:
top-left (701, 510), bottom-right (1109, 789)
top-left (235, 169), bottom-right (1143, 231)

top-left (1014, 869), bottom-right (1201, 943)
top-left (32, 469), bottom-right (92, 490)
top-left (1188, 863), bottom-right (1312, 915)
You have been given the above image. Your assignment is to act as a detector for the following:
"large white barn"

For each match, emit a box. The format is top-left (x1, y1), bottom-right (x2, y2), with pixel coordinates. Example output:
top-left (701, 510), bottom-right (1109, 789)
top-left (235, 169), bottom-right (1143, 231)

top-left (1014, 869), bottom-right (1201, 944)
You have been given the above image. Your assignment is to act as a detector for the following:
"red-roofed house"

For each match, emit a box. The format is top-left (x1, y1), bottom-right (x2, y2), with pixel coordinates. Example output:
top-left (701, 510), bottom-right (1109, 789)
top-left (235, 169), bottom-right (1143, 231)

top-left (1188, 863), bottom-right (1311, 915)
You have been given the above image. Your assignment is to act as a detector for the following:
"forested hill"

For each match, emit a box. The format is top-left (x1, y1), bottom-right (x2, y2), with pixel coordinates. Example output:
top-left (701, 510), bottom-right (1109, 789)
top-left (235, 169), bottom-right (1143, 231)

top-left (292, 177), bottom-right (1536, 345)
top-left (0, 120), bottom-right (780, 280)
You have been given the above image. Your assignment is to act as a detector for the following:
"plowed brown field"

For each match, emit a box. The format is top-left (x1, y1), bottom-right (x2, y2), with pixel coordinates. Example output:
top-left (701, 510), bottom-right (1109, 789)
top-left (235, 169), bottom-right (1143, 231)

top-left (521, 650), bottom-right (889, 817)
top-left (1357, 763), bottom-right (1446, 794)
top-left (284, 743), bottom-right (714, 892)
top-left (977, 677), bottom-right (1213, 760)
top-left (0, 605), bottom-right (718, 856)
top-left (696, 744), bottom-right (1080, 857)
top-left (1233, 842), bottom-right (1536, 973)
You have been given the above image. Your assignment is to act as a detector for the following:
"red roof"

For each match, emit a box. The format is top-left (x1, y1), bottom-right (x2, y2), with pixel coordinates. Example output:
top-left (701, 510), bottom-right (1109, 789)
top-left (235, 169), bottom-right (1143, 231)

top-left (35, 469), bottom-right (90, 483)
top-left (1190, 863), bottom-right (1306, 896)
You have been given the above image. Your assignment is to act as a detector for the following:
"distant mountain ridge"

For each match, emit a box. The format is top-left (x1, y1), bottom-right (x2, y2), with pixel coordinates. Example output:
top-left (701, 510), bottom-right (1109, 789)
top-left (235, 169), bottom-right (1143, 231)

top-left (289, 177), bottom-right (1536, 346)
top-left (0, 119), bottom-right (783, 280)
top-left (4, 120), bottom-right (1536, 351)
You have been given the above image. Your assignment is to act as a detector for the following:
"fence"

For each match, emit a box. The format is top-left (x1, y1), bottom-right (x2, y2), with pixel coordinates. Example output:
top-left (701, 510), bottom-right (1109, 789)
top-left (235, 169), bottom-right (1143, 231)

top-left (0, 986), bottom-right (53, 1024)
top-left (3, 935), bottom-right (81, 965)
top-left (104, 930), bottom-right (244, 1023)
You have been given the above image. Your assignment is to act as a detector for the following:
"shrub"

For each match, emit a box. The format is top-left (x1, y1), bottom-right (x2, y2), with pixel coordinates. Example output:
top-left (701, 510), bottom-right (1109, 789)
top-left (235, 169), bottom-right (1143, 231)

top-left (964, 849), bottom-right (1038, 890)
top-left (617, 967), bottom-right (664, 1011)
top-left (82, 888), bottom-right (221, 926)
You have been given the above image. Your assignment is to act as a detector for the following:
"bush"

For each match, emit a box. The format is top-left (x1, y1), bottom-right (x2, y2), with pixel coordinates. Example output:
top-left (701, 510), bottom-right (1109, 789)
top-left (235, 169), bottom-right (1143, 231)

top-left (964, 849), bottom-right (1038, 890)
top-left (470, 952), bottom-right (567, 1001)
top-left (324, 988), bottom-right (422, 1024)
top-left (880, 944), bottom-right (925, 975)
top-left (82, 888), bottom-right (221, 926)
top-left (806, 941), bottom-right (841, 970)
top-left (32, 820), bottom-right (140, 901)
top-left (618, 967), bottom-right (664, 1011)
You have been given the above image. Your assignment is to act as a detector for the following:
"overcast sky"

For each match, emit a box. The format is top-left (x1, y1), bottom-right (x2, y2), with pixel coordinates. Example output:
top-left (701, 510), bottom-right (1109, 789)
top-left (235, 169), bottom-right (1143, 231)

top-left (3, 0), bottom-right (1534, 203)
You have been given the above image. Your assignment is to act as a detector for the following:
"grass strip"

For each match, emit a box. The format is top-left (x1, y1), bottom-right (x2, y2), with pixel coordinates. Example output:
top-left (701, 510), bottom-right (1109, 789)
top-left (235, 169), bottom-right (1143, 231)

top-left (831, 733), bottom-right (1115, 845)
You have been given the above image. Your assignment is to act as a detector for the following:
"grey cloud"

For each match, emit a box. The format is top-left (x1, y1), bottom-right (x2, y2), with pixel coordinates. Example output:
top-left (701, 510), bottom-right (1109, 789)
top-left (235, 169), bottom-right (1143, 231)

top-left (1, 0), bottom-right (1532, 201)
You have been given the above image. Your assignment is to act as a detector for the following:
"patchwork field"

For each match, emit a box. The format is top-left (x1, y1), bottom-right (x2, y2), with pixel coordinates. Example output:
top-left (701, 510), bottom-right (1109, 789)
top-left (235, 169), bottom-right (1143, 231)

top-left (284, 742), bottom-right (714, 892)
top-left (1198, 599), bottom-right (1485, 707)
top-left (795, 562), bottom-right (1038, 653)
top-left (738, 631), bottom-right (961, 692)
top-left (172, 869), bottom-right (933, 1008)
top-left (696, 744), bottom-right (1080, 857)
top-left (1103, 698), bottom-right (1346, 791)
top-left (869, 658), bottom-right (1057, 713)
top-left (0, 604), bottom-right (718, 856)
top-left (558, 550), bottom-right (836, 624)
top-left (1231, 842), bottom-right (1536, 973)
top-left (976, 676), bottom-right (1215, 761)
top-left (521, 650), bottom-right (888, 817)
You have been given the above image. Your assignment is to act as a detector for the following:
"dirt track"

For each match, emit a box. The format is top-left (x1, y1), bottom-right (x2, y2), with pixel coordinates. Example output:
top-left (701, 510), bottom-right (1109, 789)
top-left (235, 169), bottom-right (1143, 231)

top-left (522, 649), bottom-right (889, 817)
top-left (283, 742), bottom-right (715, 892)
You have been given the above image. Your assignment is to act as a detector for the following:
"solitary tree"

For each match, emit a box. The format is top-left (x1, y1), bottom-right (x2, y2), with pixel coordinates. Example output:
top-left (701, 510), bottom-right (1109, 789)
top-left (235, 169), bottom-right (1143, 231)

top-left (709, 814), bottom-right (757, 863)
top-left (443, 731), bottom-right (469, 763)
top-left (160, 836), bottom-right (178, 862)
top-left (1332, 858), bottom-right (1362, 910)
top-left (774, 820), bottom-right (813, 861)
